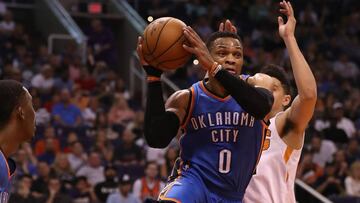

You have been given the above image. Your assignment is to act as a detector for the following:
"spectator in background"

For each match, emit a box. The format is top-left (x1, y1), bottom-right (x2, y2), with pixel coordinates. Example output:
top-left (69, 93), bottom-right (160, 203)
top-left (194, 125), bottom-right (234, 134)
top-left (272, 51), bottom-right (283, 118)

top-left (345, 161), bottom-right (360, 198)
top-left (8, 174), bottom-right (36, 203)
top-left (0, 10), bottom-right (15, 35)
top-left (94, 165), bottom-right (119, 203)
top-left (332, 54), bottom-right (359, 80)
top-left (76, 151), bottom-right (105, 186)
top-left (309, 134), bottom-right (337, 167)
top-left (43, 176), bottom-right (72, 203)
top-left (33, 96), bottom-right (51, 126)
top-left (82, 96), bottom-right (98, 127)
top-left (315, 161), bottom-right (344, 198)
top-left (53, 70), bottom-right (73, 92)
top-left (34, 126), bottom-right (60, 157)
top-left (92, 128), bottom-right (114, 164)
top-left (346, 139), bottom-right (360, 166)
top-left (71, 176), bottom-right (96, 203)
top-left (14, 147), bottom-right (37, 177)
top-left (68, 141), bottom-right (87, 172)
top-left (52, 153), bottom-right (74, 186)
top-left (106, 174), bottom-right (139, 203)
top-left (37, 137), bottom-right (58, 165)
top-left (297, 150), bottom-right (323, 186)
top-left (114, 127), bottom-right (144, 174)
top-left (108, 94), bottom-right (135, 126)
top-left (133, 161), bottom-right (164, 202)
top-left (322, 116), bottom-right (348, 144)
top-left (333, 150), bottom-right (349, 181)
top-left (31, 64), bottom-right (54, 97)
top-left (52, 88), bottom-right (83, 127)
top-left (333, 102), bottom-right (356, 138)
top-left (87, 19), bottom-right (117, 68)
top-left (31, 161), bottom-right (53, 199)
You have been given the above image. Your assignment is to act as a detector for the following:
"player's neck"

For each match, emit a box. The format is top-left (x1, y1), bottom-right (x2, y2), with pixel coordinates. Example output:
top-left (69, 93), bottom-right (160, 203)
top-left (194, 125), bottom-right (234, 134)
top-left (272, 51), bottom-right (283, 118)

top-left (0, 125), bottom-right (21, 158)
top-left (205, 77), bottom-right (228, 98)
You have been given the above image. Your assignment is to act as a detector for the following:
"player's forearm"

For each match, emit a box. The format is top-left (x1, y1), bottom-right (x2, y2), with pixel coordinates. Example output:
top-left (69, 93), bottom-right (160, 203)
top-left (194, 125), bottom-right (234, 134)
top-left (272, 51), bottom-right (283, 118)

top-left (214, 69), bottom-right (274, 119)
top-left (144, 81), bottom-right (179, 148)
top-left (284, 36), bottom-right (317, 100)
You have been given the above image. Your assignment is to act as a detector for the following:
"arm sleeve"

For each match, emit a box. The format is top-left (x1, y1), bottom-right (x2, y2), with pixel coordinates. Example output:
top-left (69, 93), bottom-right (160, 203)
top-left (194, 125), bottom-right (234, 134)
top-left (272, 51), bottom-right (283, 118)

top-left (144, 81), bottom-right (180, 148)
top-left (214, 69), bottom-right (274, 119)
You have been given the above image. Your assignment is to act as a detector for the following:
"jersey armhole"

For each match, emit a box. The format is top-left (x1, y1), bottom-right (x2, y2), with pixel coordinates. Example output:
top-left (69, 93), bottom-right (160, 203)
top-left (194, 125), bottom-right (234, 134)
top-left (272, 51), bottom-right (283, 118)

top-left (181, 87), bottom-right (195, 128)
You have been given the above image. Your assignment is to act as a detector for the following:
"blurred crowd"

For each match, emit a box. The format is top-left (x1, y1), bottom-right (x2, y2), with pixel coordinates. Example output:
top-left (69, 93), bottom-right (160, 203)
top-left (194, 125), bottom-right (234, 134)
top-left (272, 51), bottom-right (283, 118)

top-left (0, 0), bottom-right (359, 203)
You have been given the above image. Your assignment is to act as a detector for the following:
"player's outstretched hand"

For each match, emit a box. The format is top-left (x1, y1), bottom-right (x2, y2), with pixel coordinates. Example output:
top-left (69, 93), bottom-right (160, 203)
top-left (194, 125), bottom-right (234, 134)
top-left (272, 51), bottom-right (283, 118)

top-left (278, 1), bottom-right (296, 39)
top-left (182, 26), bottom-right (215, 71)
top-left (219, 19), bottom-right (237, 33)
top-left (136, 36), bottom-right (149, 66)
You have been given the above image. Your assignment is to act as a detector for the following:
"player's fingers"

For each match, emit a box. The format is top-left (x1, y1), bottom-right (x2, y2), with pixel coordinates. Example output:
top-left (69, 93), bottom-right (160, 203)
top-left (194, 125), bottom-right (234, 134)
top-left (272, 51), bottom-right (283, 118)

top-left (231, 26), bottom-right (237, 33)
top-left (279, 9), bottom-right (287, 14)
top-left (182, 44), bottom-right (196, 54)
top-left (225, 19), bottom-right (232, 32)
top-left (219, 22), bottom-right (224, 31)
top-left (279, 1), bottom-right (286, 9)
top-left (187, 26), bottom-right (203, 40)
top-left (284, 1), bottom-right (291, 15)
top-left (278, 16), bottom-right (284, 26)
top-left (288, 1), bottom-right (294, 16)
top-left (183, 29), bottom-right (198, 45)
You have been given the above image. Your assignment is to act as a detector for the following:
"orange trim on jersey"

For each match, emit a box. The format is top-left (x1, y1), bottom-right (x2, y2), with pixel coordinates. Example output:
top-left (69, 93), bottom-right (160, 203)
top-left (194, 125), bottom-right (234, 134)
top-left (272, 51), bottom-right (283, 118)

top-left (199, 81), bottom-right (231, 102)
top-left (159, 197), bottom-right (181, 203)
top-left (253, 121), bottom-right (268, 173)
top-left (283, 146), bottom-right (293, 164)
top-left (158, 176), bottom-right (182, 203)
top-left (0, 150), bottom-right (10, 179)
top-left (181, 86), bottom-right (195, 129)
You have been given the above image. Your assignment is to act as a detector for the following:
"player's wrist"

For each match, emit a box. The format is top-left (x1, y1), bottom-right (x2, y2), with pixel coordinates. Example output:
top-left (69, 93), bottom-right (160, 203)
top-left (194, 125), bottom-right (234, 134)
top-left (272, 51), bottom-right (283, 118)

top-left (209, 62), bottom-right (223, 77)
top-left (143, 65), bottom-right (163, 82)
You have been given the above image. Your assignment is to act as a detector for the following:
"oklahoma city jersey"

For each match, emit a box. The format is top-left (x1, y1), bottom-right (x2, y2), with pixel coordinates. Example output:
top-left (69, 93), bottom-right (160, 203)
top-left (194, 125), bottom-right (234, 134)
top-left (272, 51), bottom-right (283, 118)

top-left (244, 113), bottom-right (302, 203)
top-left (179, 81), bottom-right (267, 200)
top-left (0, 150), bottom-right (14, 203)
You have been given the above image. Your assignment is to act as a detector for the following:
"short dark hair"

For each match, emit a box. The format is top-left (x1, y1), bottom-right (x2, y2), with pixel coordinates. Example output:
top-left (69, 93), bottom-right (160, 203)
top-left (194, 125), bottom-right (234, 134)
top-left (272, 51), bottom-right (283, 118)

top-left (0, 80), bottom-right (26, 129)
top-left (206, 31), bottom-right (242, 50)
top-left (260, 64), bottom-right (292, 95)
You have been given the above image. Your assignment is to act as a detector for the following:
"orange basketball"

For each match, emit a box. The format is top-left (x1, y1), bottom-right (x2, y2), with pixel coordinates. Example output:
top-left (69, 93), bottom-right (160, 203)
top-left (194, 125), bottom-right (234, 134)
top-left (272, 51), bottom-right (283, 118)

top-left (142, 17), bottom-right (191, 70)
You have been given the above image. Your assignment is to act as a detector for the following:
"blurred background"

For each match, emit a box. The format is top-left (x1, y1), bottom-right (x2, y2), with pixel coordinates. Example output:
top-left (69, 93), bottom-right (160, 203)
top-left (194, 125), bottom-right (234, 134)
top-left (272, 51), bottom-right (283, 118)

top-left (0, 0), bottom-right (359, 203)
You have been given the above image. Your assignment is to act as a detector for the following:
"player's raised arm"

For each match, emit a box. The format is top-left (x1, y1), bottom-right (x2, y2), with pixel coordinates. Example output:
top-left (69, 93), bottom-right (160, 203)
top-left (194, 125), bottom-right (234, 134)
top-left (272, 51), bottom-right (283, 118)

top-left (137, 37), bottom-right (189, 148)
top-left (278, 1), bottom-right (317, 145)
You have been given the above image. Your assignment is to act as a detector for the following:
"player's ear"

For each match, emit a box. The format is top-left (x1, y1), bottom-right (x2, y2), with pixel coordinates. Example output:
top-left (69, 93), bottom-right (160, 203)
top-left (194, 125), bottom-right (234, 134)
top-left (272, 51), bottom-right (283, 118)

top-left (283, 95), bottom-right (291, 106)
top-left (17, 106), bottom-right (25, 120)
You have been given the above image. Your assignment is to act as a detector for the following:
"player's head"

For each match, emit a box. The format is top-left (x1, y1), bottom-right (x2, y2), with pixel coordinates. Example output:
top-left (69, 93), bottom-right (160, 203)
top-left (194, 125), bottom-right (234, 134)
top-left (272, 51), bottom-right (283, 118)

top-left (0, 80), bottom-right (35, 142)
top-left (206, 31), bottom-right (243, 76)
top-left (260, 64), bottom-right (292, 113)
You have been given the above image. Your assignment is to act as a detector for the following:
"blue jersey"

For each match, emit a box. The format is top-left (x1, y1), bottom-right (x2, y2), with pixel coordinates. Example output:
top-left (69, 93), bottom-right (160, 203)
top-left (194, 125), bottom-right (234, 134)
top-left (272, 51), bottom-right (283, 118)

top-left (179, 81), bottom-right (267, 200)
top-left (0, 151), bottom-right (14, 203)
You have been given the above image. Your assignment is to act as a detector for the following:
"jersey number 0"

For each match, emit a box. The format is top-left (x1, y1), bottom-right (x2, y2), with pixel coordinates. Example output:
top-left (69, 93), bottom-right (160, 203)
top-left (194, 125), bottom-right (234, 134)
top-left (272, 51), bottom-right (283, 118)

top-left (219, 149), bottom-right (231, 173)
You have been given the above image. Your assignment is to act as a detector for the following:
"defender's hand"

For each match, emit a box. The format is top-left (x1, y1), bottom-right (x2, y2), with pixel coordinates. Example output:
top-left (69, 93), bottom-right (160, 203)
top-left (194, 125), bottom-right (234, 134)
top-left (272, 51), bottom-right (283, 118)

top-left (219, 19), bottom-right (237, 33)
top-left (182, 26), bottom-right (215, 71)
top-left (278, 1), bottom-right (296, 39)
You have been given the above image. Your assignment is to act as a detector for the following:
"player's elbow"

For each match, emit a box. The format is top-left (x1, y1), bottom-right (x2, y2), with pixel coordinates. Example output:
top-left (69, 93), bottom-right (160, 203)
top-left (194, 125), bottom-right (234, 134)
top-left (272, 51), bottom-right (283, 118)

top-left (300, 87), bottom-right (317, 101)
top-left (144, 135), bottom-right (170, 149)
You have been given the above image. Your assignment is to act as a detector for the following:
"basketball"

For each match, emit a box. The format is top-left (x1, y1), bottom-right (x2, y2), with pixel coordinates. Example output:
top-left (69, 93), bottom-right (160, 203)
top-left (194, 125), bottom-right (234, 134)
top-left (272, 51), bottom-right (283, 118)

top-left (142, 17), bottom-right (191, 70)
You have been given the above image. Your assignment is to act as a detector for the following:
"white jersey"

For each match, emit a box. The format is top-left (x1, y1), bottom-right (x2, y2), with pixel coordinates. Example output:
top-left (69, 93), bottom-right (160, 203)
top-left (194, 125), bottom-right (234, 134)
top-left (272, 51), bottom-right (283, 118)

top-left (244, 113), bottom-right (303, 203)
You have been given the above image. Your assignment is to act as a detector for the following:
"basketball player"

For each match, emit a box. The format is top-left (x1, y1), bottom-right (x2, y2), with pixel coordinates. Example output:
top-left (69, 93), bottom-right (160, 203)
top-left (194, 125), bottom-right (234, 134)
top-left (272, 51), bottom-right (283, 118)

top-left (138, 17), bottom-right (274, 203)
top-left (0, 80), bottom-right (36, 203)
top-left (243, 1), bottom-right (317, 202)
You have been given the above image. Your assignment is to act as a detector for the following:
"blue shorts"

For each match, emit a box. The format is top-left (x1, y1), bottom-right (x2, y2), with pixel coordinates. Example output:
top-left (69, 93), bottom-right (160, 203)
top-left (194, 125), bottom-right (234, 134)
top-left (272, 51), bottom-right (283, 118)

top-left (158, 170), bottom-right (242, 203)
